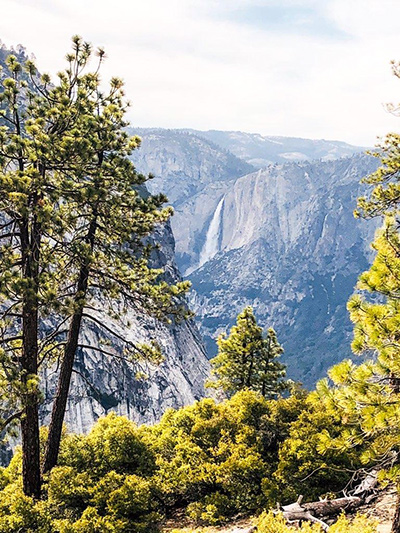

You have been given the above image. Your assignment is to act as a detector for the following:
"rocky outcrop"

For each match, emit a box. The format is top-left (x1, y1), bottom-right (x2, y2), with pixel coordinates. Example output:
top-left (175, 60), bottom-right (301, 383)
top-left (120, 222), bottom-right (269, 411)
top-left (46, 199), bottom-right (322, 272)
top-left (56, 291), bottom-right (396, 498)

top-left (40, 223), bottom-right (210, 432)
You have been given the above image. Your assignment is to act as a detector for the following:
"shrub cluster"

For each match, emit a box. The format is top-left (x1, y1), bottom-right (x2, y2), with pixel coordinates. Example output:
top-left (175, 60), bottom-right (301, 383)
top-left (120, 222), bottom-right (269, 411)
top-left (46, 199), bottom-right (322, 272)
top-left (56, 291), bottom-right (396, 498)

top-left (0, 389), bottom-right (371, 532)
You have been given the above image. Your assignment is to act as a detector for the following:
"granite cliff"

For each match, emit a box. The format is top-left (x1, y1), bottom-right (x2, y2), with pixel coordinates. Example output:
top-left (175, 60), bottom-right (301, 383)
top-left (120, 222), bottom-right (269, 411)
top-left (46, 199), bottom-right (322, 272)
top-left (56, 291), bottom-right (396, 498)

top-left (40, 223), bottom-right (210, 433)
top-left (187, 155), bottom-right (379, 386)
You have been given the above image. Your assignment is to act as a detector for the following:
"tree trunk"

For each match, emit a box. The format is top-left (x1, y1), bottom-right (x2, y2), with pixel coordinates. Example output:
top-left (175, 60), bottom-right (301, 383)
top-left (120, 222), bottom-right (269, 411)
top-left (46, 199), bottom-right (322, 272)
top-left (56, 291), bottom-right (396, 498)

top-left (246, 354), bottom-right (254, 388)
top-left (21, 302), bottom-right (41, 498)
top-left (20, 217), bottom-right (41, 498)
top-left (302, 496), bottom-right (363, 517)
top-left (42, 216), bottom-right (97, 474)
top-left (20, 398), bottom-right (41, 498)
top-left (43, 309), bottom-right (82, 474)
top-left (392, 492), bottom-right (400, 533)
top-left (42, 309), bottom-right (84, 474)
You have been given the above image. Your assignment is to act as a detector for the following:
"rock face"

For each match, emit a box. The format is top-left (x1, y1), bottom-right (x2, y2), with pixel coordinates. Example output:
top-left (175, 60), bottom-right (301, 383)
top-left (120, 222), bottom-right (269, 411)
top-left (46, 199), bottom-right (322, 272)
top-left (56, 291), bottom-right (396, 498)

top-left (188, 155), bottom-right (379, 386)
top-left (131, 128), bottom-right (254, 206)
top-left (40, 222), bottom-right (210, 432)
top-left (130, 128), bottom-right (255, 274)
top-left (131, 128), bottom-right (379, 387)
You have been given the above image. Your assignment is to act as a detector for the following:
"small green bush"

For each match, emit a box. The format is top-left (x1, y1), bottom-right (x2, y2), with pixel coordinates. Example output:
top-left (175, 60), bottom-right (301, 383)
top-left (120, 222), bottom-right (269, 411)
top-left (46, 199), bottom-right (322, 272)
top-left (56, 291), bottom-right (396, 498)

top-left (329, 513), bottom-right (378, 533)
top-left (256, 511), bottom-right (320, 533)
top-left (186, 492), bottom-right (232, 524)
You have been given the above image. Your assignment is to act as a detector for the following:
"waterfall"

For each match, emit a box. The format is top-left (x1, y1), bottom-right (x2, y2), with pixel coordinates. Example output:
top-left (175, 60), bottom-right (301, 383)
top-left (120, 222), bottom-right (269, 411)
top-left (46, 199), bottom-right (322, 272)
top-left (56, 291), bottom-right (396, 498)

top-left (198, 196), bottom-right (225, 268)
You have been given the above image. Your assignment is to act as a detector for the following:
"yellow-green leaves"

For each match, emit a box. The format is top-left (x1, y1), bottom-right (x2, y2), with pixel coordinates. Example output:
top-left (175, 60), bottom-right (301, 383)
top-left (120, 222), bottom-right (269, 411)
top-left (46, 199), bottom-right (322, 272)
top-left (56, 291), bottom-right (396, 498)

top-left (256, 511), bottom-right (378, 533)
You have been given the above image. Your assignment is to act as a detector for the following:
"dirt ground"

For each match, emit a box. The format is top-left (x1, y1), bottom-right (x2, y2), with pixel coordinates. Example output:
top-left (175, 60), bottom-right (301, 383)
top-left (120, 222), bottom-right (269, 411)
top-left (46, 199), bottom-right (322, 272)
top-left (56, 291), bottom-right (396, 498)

top-left (357, 488), bottom-right (397, 533)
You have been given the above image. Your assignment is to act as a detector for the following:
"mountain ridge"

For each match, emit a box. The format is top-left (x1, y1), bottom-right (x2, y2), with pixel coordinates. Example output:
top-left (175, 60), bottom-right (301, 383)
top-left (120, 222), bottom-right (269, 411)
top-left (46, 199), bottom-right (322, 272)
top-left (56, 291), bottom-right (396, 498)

top-left (175, 128), bottom-right (366, 167)
top-left (130, 128), bottom-right (379, 386)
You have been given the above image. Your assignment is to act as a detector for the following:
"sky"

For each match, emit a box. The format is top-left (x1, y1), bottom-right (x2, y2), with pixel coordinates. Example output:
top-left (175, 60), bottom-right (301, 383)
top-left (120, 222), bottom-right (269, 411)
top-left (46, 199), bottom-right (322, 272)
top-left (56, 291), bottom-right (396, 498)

top-left (1, 0), bottom-right (400, 146)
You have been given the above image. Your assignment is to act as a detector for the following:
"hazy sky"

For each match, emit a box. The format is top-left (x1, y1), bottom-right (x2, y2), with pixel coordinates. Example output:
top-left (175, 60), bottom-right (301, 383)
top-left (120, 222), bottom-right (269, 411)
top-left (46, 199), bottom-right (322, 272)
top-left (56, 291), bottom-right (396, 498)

top-left (1, 0), bottom-right (400, 145)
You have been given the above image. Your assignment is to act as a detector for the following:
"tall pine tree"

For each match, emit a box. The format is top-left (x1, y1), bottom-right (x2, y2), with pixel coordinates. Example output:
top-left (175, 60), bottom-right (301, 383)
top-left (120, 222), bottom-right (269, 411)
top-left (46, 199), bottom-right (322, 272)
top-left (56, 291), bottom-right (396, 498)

top-left (0, 37), bottom-right (190, 496)
top-left (320, 60), bottom-right (400, 532)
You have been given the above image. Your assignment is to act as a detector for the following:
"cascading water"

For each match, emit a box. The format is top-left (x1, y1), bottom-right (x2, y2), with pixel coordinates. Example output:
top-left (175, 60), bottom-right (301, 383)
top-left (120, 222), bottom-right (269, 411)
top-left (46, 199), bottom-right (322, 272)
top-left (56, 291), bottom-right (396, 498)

top-left (198, 196), bottom-right (225, 268)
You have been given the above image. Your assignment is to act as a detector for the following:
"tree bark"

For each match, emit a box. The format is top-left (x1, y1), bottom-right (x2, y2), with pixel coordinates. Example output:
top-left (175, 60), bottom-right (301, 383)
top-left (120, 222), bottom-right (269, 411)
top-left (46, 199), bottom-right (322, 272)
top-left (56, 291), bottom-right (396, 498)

top-left (20, 215), bottom-right (41, 498)
top-left (42, 216), bottom-right (97, 474)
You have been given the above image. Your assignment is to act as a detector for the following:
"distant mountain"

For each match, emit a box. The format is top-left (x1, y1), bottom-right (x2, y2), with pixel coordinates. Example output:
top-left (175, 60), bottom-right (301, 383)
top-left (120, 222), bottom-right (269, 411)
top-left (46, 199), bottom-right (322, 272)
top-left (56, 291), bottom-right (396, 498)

top-left (131, 128), bottom-right (255, 205)
top-left (187, 155), bottom-right (378, 386)
top-left (187, 129), bottom-right (366, 168)
top-left (131, 128), bottom-right (379, 387)
top-left (131, 128), bottom-right (369, 277)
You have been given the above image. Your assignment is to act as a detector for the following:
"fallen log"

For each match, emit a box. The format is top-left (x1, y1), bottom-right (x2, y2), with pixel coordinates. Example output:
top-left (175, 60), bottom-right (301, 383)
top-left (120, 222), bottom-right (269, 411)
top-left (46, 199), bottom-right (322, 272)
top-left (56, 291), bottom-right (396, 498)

top-left (279, 471), bottom-right (379, 530)
top-left (281, 494), bottom-right (363, 531)
top-left (282, 494), bottom-right (363, 518)
top-left (302, 496), bottom-right (363, 517)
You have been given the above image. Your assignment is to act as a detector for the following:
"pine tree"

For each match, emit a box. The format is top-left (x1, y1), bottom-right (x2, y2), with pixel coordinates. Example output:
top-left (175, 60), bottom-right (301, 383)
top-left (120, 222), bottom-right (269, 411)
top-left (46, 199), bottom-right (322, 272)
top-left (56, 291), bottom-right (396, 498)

top-left (207, 306), bottom-right (287, 398)
top-left (256, 327), bottom-right (287, 398)
top-left (0, 37), bottom-right (190, 496)
top-left (41, 37), bottom-right (191, 475)
top-left (320, 61), bottom-right (400, 532)
top-left (319, 219), bottom-right (400, 446)
top-left (0, 50), bottom-right (87, 498)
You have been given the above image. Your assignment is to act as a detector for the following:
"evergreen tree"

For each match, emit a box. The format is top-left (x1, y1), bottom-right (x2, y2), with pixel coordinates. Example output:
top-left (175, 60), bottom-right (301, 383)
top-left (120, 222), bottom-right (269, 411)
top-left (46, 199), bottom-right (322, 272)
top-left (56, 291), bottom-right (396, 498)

top-left (0, 37), bottom-right (190, 496)
top-left (320, 61), bottom-right (400, 532)
top-left (40, 37), bottom-right (190, 476)
top-left (257, 327), bottom-right (287, 398)
top-left (208, 306), bottom-right (287, 398)
top-left (317, 219), bottom-right (400, 455)
top-left (0, 49), bottom-right (87, 498)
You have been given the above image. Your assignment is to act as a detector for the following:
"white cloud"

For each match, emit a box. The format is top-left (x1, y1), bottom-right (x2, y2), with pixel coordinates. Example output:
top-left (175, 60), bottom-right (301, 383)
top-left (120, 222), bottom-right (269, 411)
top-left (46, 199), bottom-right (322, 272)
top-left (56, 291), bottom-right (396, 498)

top-left (1, 0), bottom-right (400, 145)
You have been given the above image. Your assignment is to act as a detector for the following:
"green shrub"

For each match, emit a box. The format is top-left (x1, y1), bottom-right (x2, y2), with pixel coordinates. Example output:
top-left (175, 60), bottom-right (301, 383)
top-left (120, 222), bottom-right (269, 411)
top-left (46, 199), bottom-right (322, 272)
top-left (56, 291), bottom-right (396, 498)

top-left (329, 513), bottom-right (378, 533)
top-left (105, 474), bottom-right (161, 528)
top-left (54, 506), bottom-right (128, 533)
top-left (186, 492), bottom-right (233, 525)
top-left (256, 511), bottom-right (320, 533)
top-left (144, 389), bottom-right (308, 518)
top-left (255, 511), bottom-right (378, 533)
top-left (58, 413), bottom-right (155, 478)
top-left (0, 390), bottom-right (367, 530)
top-left (0, 483), bottom-right (53, 533)
top-left (272, 391), bottom-right (366, 503)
